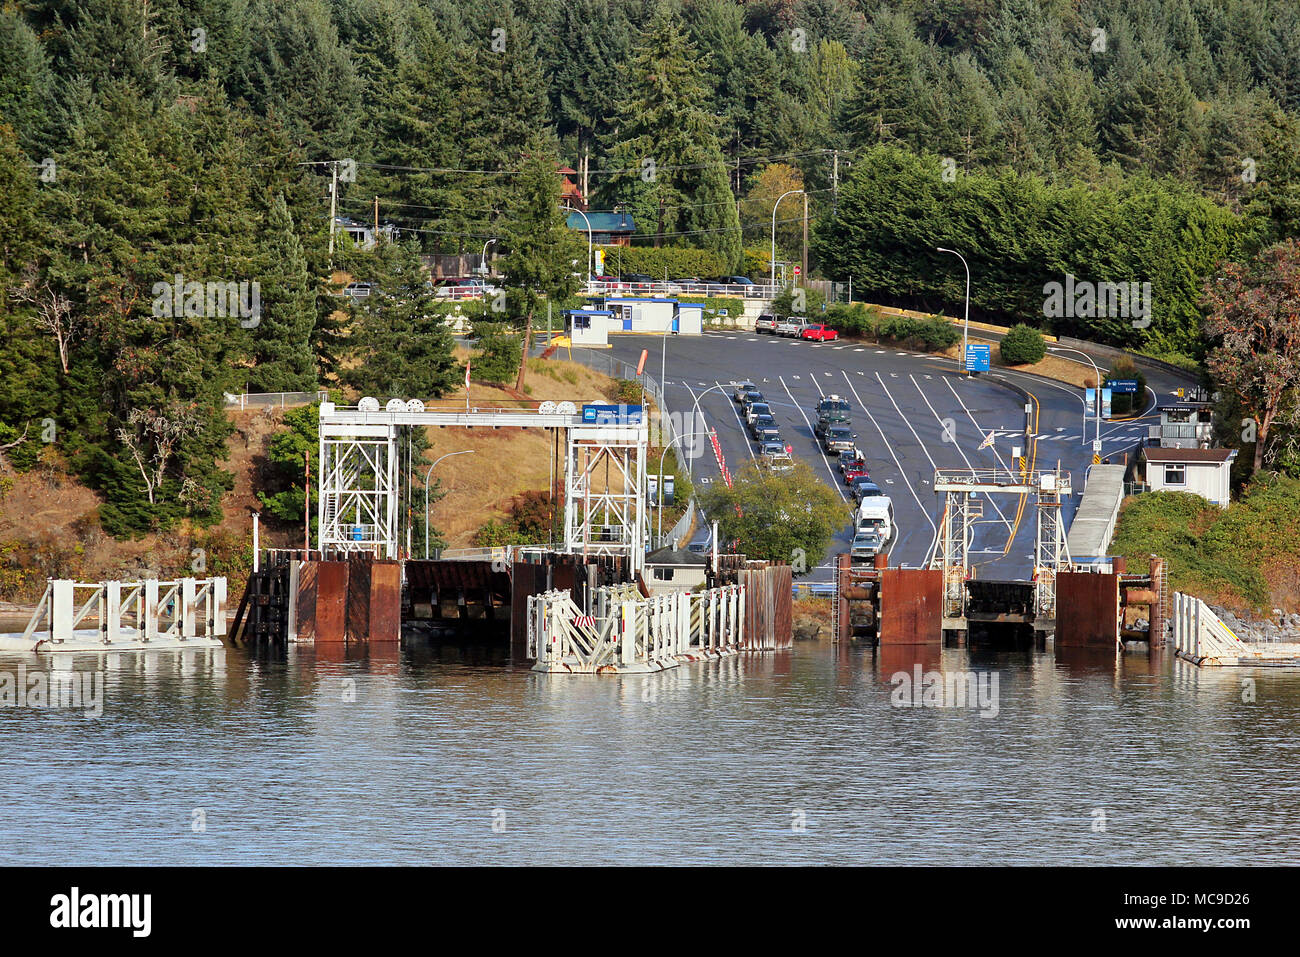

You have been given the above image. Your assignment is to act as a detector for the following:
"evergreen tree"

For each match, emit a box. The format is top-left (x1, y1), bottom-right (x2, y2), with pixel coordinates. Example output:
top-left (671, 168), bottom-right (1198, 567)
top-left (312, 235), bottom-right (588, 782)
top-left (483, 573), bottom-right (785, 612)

top-left (247, 195), bottom-right (318, 392)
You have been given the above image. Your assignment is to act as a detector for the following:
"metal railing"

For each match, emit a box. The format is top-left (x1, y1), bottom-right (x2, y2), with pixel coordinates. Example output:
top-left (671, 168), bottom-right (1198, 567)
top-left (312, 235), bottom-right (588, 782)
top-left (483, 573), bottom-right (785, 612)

top-left (225, 390), bottom-right (328, 410)
top-left (585, 280), bottom-right (777, 299)
top-left (18, 577), bottom-right (228, 646)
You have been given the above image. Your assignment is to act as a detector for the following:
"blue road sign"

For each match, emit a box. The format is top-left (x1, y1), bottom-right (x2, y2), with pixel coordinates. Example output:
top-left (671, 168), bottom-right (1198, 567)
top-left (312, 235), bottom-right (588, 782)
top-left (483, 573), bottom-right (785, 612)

top-left (581, 404), bottom-right (644, 424)
top-left (1107, 378), bottom-right (1139, 393)
top-left (965, 343), bottom-right (991, 372)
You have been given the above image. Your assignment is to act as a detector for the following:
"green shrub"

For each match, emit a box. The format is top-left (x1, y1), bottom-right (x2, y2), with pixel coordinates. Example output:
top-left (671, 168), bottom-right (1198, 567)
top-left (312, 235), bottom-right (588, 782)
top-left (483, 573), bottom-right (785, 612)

top-left (610, 378), bottom-right (643, 405)
top-left (1000, 323), bottom-right (1047, 364)
top-left (596, 245), bottom-right (729, 279)
top-left (470, 323), bottom-right (522, 384)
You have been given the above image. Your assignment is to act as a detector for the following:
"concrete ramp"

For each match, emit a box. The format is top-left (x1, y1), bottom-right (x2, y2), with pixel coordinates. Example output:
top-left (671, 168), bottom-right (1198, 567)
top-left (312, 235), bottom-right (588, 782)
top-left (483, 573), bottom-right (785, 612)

top-left (1066, 465), bottom-right (1126, 560)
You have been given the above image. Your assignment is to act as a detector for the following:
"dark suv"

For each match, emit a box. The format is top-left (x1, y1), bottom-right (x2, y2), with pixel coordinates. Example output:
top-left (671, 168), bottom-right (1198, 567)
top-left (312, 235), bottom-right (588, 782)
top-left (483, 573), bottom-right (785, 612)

top-left (824, 425), bottom-right (857, 454)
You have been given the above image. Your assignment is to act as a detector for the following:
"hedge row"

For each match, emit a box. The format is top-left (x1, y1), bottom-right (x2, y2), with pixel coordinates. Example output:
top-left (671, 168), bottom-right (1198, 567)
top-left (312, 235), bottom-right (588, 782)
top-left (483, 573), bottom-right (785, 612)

top-left (824, 303), bottom-right (961, 350)
top-left (596, 245), bottom-right (732, 279)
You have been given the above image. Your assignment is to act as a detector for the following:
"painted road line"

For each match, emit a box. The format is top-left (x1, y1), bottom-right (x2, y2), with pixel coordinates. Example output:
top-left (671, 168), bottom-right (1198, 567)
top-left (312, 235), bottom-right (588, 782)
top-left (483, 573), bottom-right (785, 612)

top-left (839, 370), bottom-right (936, 534)
top-left (911, 375), bottom-right (1012, 532)
top-left (715, 380), bottom-right (758, 462)
top-left (778, 374), bottom-right (848, 503)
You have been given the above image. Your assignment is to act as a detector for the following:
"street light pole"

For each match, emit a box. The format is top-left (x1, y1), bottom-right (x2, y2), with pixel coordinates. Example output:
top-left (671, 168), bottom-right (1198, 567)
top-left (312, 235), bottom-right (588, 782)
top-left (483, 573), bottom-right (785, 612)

top-left (562, 205), bottom-right (592, 286)
top-left (935, 247), bottom-right (970, 373)
top-left (656, 431), bottom-right (716, 546)
top-left (684, 382), bottom-right (736, 480)
top-left (771, 189), bottom-right (805, 289)
top-left (424, 449), bottom-right (475, 558)
top-left (479, 238), bottom-right (497, 274)
top-left (1048, 347), bottom-right (1103, 450)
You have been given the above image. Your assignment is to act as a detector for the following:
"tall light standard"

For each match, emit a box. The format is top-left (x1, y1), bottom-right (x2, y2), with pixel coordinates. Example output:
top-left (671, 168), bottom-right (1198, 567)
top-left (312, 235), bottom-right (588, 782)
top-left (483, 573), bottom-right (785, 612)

top-left (936, 247), bottom-right (970, 373)
top-left (562, 205), bottom-right (592, 286)
top-left (424, 449), bottom-right (475, 558)
top-left (771, 189), bottom-right (805, 289)
top-left (478, 238), bottom-right (497, 274)
top-left (684, 382), bottom-right (736, 479)
top-left (655, 431), bottom-right (714, 545)
top-left (1047, 346), bottom-right (1103, 450)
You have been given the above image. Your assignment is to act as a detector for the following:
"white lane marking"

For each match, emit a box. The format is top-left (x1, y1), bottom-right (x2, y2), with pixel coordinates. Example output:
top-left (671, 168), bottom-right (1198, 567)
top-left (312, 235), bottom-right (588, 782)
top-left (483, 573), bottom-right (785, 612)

top-left (715, 380), bottom-right (758, 462)
top-left (778, 375), bottom-right (848, 503)
top-left (912, 376), bottom-right (1012, 532)
top-left (839, 371), bottom-right (936, 533)
top-left (874, 371), bottom-right (943, 483)
top-left (679, 381), bottom-right (723, 481)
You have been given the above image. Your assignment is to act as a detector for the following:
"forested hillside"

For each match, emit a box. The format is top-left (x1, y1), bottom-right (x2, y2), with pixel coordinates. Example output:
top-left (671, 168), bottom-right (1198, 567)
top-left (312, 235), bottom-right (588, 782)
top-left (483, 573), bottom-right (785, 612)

top-left (3, 0), bottom-right (1300, 536)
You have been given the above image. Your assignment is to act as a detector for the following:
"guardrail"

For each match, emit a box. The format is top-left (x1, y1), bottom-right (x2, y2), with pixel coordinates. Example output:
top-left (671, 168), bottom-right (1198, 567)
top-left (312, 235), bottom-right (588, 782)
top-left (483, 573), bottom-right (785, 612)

top-left (585, 280), bottom-right (777, 299)
top-left (225, 390), bottom-right (328, 410)
top-left (14, 577), bottom-right (227, 648)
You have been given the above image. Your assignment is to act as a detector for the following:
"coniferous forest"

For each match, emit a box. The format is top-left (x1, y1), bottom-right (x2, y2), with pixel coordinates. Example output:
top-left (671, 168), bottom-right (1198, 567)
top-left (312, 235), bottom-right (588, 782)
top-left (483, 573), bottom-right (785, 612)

top-left (3, 0), bottom-right (1300, 534)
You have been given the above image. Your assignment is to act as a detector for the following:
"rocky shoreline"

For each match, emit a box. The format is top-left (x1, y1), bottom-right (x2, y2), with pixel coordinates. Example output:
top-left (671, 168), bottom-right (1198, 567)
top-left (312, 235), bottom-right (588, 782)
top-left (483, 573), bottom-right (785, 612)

top-left (1207, 605), bottom-right (1300, 643)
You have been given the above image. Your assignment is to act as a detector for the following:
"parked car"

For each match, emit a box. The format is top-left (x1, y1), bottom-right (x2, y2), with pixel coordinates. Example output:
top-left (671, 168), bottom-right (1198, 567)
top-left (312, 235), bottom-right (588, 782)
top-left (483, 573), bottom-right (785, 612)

top-left (749, 413), bottom-right (778, 439)
top-left (851, 479), bottom-right (883, 503)
top-left (850, 528), bottom-right (885, 563)
top-left (623, 273), bottom-right (656, 284)
top-left (838, 448), bottom-right (864, 472)
top-left (739, 389), bottom-right (765, 410)
top-left (732, 381), bottom-right (758, 402)
top-left (775, 316), bottom-right (808, 337)
top-left (754, 425), bottom-right (781, 444)
top-left (823, 425), bottom-right (857, 454)
top-left (753, 313), bottom-right (779, 335)
top-left (843, 459), bottom-right (870, 484)
top-left (745, 401), bottom-right (772, 425)
top-left (759, 441), bottom-right (794, 473)
top-left (718, 275), bottom-right (756, 286)
top-left (800, 323), bottom-right (839, 342)
top-left (344, 281), bottom-right (373, 298)
top-left (819, 395), bottom-right (852, 416)
top-left (855, 498), bottom-right (894, 541)
top-left (814, 409), bottom-right (852, 436)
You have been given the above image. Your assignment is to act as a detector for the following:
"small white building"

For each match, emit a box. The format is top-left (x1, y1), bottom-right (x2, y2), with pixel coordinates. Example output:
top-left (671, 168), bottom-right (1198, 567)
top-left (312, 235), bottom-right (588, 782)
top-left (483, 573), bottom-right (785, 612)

top-left (566, 308), bottom-right (611, 347)
top-left (644, 546), bottom-right (708, 594)
top-left (1142, 447), bottom-right (1236, 507)
top-left (600, 298), bottom-right (704, 335)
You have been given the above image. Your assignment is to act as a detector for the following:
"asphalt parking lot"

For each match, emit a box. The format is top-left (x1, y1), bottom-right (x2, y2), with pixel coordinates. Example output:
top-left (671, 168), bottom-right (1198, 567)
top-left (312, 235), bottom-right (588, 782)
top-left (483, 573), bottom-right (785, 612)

top-left (607, 331), bottom-right (1165, 581)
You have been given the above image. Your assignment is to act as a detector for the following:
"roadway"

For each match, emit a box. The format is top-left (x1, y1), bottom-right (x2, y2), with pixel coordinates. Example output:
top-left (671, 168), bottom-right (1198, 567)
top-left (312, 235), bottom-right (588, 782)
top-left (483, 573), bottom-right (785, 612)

top-left (606, 331), bottom-right (1188, 581)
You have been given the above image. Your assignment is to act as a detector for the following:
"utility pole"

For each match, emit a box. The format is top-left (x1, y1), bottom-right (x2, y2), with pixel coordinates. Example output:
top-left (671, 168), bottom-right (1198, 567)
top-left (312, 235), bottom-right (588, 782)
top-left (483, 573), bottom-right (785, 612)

top-left (802, 192), bottom-right (809, 284)
top-left (327, 161), bottom-right (338, 259)
top-left (831, 149), bottom-right (839, 216)
top-left (304, 452), bottom-right (310, 551)
top-left (656, 195), bottom-right (664, 249)
top-left (373, 196), bottom-right (379, 237)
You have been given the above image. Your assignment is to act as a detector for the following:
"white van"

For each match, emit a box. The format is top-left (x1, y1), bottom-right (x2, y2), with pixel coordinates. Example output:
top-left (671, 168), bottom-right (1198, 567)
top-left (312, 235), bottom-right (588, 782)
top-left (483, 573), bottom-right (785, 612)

top-left (855, 496), bottom-right (894, 541)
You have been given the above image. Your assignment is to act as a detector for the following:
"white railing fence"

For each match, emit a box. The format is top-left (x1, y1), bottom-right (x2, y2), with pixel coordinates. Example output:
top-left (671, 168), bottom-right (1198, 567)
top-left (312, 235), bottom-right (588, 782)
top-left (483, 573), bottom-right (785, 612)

top-left (20, 577), bottom-right (228, 646)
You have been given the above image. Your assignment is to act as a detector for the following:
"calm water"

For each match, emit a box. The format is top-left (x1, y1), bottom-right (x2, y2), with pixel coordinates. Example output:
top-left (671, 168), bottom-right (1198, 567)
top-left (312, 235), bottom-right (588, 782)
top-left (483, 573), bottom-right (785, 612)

top-left (2, 641), bottom-right (1298, 865)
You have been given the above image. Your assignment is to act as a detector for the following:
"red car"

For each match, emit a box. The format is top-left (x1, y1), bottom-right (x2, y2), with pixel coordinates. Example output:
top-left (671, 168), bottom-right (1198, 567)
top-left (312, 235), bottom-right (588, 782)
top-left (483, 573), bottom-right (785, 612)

top-left (845, 463), bottom-right (870, 484)
top-left (800, 323), bottom-right (839, 341)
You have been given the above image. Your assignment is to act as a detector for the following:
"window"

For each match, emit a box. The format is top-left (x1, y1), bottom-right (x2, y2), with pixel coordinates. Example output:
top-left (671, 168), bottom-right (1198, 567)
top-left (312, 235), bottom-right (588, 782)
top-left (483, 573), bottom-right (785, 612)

top-left (1164, 464), bottom-right (1186, 486)
top-left (574, 314), bottom-right (591, 329)
top-left (652, 567), bottom-right (675, 581)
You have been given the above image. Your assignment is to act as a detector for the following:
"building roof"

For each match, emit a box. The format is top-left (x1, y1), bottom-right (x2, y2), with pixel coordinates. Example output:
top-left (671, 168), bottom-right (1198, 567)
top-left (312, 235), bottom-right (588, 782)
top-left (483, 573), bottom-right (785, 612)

top-left (646, 546), bottom-right (707, 565)
top-left (568, 211), bottom-right (635, 233)
top-left (1144, 447), bottom-right (1237, 463)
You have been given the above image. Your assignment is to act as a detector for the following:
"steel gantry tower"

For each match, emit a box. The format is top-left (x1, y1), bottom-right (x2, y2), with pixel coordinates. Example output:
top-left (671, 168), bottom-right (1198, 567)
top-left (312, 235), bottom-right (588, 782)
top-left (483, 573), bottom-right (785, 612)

top-left (929, 466), bottom-right (1073, 626)
top-left (317, 401), bottom-right (649, 572)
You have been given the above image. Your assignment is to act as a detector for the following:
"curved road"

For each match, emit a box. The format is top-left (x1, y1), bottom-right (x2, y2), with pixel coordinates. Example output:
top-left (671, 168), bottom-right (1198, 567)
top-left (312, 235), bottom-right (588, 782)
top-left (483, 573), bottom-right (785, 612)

top-left (608, 332), bottom-right (1191, 581)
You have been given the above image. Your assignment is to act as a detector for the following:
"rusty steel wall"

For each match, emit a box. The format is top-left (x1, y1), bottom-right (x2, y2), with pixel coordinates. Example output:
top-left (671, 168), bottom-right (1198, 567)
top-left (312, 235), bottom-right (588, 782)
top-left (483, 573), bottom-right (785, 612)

top-left (345, 556), bottom-right (372, 641)
top-left (296, 560), bottom-right (318, 642)
top-left (738, 564), bottom-right (793, 649)
top-left (368, 561), bottom-right (402, 643)
top-left (1055, 571), bottom-right (1120, 648)
top-left (315, 561), bottom-right (349, 643)
top-left (878, 568), bottom-right (942, 645)
top-left (510, 562), bottom-right (549, 664)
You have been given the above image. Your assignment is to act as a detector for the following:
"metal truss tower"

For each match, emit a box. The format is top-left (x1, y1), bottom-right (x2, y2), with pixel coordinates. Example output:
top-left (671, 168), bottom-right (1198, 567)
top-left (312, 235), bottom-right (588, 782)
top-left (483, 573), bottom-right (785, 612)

top-left (317, 402), bottom-right (648, 571)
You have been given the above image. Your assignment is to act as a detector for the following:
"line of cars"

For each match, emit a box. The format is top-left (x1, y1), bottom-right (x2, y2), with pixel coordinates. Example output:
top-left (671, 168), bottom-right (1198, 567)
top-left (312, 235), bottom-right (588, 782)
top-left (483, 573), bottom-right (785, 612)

top-left (810, 395), bottom-right (896, 563)
top-left (731, 381), bottom-right (794, 473)
top-left (753, 313), bottom-right (839, 341)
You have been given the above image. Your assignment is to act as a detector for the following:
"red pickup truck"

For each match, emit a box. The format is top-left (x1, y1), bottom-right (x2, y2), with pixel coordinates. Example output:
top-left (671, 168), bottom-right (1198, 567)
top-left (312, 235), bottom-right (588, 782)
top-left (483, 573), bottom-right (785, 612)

top-left (844, 461), bottom-right (869, 484)
top-left (800, 323), bottom-right (839, 342)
